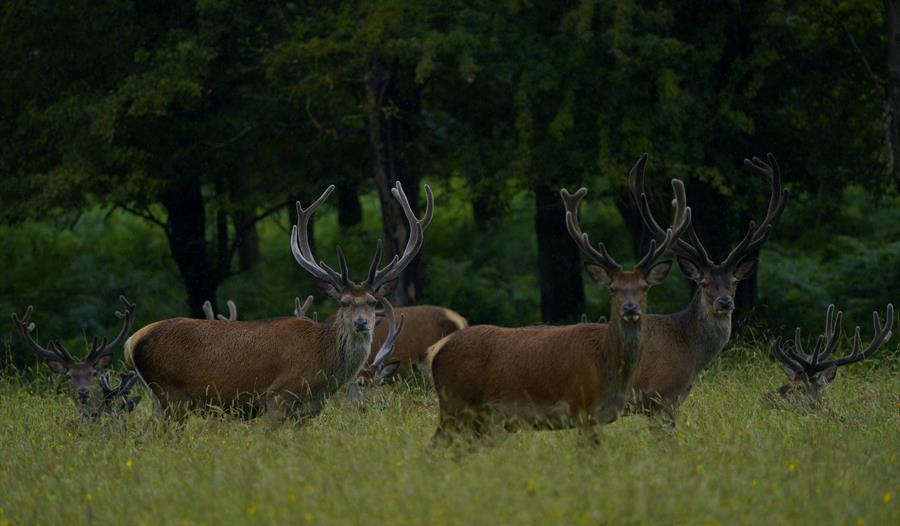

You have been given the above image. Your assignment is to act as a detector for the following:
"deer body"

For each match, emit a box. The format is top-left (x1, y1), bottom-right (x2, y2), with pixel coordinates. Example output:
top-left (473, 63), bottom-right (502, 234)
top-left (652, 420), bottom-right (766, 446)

top-left (432, 321), bottom-right (641, 432)
top-left (125, 316), bottom-right (371, 416)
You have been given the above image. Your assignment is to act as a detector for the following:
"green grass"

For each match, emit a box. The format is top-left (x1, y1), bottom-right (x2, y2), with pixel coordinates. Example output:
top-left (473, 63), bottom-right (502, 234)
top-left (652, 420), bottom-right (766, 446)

top-left (1, 349), bottom-right (898, 525)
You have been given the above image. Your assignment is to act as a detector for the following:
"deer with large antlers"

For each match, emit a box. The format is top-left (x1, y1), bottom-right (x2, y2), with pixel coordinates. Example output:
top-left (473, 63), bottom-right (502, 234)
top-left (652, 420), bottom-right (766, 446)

top-left (11, 296), bottom-right (137, 417)
top-left (766, 304), bottom-right (893, 407)
top-left (627, 153), bottom-right (788, 425)
top-left (124, 183), bottom-right (428, 421)
top-left (427, 159), bottom-right (690, 442)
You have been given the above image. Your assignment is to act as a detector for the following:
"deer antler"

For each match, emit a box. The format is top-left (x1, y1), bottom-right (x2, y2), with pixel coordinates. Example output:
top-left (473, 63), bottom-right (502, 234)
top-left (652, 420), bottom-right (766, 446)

top-left (771, 304), bottom-right (894, 378)
top-left (290, 185), bottom-right (349, 290)
top-left (371, 298), bottom-right (405, 371)
top-left (86, 296), bottom-right (136, 365)
top-left (560, 187), bottom-right (622, 272)
top-left (11, 306), bottom-right (73, 366)
top-left (364, 182), bottom-right (434, 291)
top-left (294, 296), bottom-right (314, 318)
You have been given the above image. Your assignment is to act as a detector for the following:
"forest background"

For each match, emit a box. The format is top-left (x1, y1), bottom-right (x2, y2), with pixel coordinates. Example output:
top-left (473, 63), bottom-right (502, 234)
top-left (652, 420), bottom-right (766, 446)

top-left (1, 0), bottom-right (898, 366)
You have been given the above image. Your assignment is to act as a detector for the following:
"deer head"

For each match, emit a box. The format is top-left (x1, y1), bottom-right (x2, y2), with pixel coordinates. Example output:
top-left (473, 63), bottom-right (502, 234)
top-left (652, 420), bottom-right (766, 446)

top-left (562, 155), bottom-right (691, 327)
top-left (202, 300), bottom-right (237, 321)
top-left (767, 304), bottom-right (893, 406)
top-left (11, 296), bottom-right (136, 413)
top-left (631, 153), bottom-right (788, 319)
top-left (291, 182), bottom-right (432, 338)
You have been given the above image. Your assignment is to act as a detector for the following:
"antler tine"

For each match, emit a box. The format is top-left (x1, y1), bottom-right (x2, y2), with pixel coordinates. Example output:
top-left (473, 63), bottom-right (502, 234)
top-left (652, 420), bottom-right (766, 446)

top-left (721, 153), bottom-right (789, 268)
top-left (201, 301), bottom-right (216, 320)
top-left (627, 154), bottom-right (710, 267)
top-left (117, 371), bottom-right (141, 396)
top-left (635, 179), bottom-right (692, 271)
top-left (371, 298), bottom-right (405, 369)
top-left (11, 306), bottom-right (62, 363)
top-left (787, 326), bottom-right (813, 368)
top-left (815, 305), bottom-right (843, 364)
top-left (560, 187), bottom-right (622, 271)
top-left (365, 182), bottom-right (433, 290)
top-left (824, 304), bottom-right (894, 370)
top-left (89, 295), bottom-right (136, 363)
top-left (99, 373), bottom-right (115, 396)
top-left (49, 341), bottom-right (76, 363)
top-left (294, 295), bottom-right (314, 318)
top-left (216, 300), bottom-right (237, 321)
top-left (770, 337), bottom-right (804, 374)
top-left (290, 185), bottom-right (347, 289)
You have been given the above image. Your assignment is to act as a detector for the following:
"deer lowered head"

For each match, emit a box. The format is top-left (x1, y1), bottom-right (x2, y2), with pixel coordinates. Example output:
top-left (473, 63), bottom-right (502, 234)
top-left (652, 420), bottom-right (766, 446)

top-left (767, 303), bottom-right (893, 407)
top-left (11, 296), bottom-right (136, 416)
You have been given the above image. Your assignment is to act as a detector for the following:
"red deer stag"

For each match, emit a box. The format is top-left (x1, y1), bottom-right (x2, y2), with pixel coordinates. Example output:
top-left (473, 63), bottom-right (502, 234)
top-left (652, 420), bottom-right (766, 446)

top-left (202, 300), bottom-right (237, 321)
top-left (766, 304), bottom-right (893, 407)
top-left (11, 296), bottom-right (137, 417)
top-left (124, 182), bottom-right (430, 421)
top-left (428, 159), bottom-right (690, 443)
top-left (627, 154), bottom-right (787, 426)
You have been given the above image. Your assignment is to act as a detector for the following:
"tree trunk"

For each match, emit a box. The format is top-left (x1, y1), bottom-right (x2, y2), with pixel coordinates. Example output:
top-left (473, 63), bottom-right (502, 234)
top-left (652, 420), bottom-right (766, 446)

top-left (366, 55), bottom-right (423, 306)
top-left (337, 183), bottom-right (363, 229)
top-left (234, 212), bottom-right (261, 271)
top-left (886, 1), bottom-right (900, 192)
top-left (161, 178), bottom-right (218, 318)
top-left (534, 184), bottom-right (585, 323)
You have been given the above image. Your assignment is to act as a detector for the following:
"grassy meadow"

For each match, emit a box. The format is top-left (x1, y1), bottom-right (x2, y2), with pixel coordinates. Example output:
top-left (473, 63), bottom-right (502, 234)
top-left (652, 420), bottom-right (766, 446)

top-left (0, 345), bottom-right (898, 526)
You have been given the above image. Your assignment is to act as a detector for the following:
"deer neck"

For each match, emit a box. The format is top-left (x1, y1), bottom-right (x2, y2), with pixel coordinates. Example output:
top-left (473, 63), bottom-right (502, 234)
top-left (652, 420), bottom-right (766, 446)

top-left (324, 322), bottom-right (373, 390)
top-left (679, 289), bottom-right (732, 368)
top-left (605, 314), bottom-right (643, 390)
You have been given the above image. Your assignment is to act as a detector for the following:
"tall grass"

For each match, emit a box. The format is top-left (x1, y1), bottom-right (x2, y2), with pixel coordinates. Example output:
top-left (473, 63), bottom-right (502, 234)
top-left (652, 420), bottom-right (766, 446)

top-left (0, 346), bottom-right (897, 525)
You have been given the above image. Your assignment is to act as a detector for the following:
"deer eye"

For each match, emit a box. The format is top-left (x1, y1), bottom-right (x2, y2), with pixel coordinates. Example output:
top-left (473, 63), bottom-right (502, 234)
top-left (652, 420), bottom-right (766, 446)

top-left (340, 298), bottom-right (352, 307)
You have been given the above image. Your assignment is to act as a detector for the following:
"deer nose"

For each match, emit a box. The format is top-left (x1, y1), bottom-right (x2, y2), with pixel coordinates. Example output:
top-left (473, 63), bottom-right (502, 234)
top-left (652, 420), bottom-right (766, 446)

top-left (715, 297), bottom-right (734, 311)
top-left (353, 319), bottom-right (369, 332)
top-left (77, 387), bottom-right (90, 399)
top-left (622, 303), bottom-right (641, 322)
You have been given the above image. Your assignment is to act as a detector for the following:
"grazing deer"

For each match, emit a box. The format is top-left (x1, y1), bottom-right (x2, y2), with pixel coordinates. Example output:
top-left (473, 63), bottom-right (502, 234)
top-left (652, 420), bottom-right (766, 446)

top-left (766, 304), bottom-right (893, 407)
top-left (11, 296), bottom-right (136, 417)
top-left (627, 153), bottom-right (788, 425)
top-left (355, 305), bottom-right (468, 384)
top-left (99, 371), bottom-right (142, 415)
top-left (202, 300), bottom-right (238, 321)
top-left (428, 160), bottom-right (690, 443)
top-left (124, 182), bottom-right (430, 421)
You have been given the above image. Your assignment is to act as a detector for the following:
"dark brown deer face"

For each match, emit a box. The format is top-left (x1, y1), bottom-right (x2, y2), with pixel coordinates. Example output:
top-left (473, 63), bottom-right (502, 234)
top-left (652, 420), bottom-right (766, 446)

top-left (11, 296), bottom-right (136, 415)
top-left (767, 304), bottom-right (893, 408)
top-left (586, 264), bottom-right (673, 323)
top-left (329, 285), bottom-right (381, 335)
top-left (676, 259), bottom-right (757, 317)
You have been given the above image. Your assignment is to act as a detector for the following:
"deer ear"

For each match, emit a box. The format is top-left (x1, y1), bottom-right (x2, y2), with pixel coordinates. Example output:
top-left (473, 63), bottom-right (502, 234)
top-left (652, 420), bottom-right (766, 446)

top-left (816, 363), bottom-right (838, 385)
top-left (677, 257), bottom-right (704, 282)
top-left (733, 258), bottom-right (757, 281)
top-left (646, 260), bottom-right (673, 285)
top-left (372, 278), bottom-right (398, 300)
top-left (585, 263), bottom-right (613, 285)
top-left (316, 279), bottom-right (342, 299)
top-left (46, 360), bottom-right (68, 375)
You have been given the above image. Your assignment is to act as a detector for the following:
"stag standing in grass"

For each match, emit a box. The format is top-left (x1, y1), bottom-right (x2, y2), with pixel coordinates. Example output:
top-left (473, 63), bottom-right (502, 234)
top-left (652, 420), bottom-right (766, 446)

top-left (11, 296), bottom-right (138, 417)
top-left (427, 159), bottom-right (690, 443)
top-left (627, 154), bottom-right (788, 426)
top-left (766, 304), bottom-right (893, 407)
top-left (125, 182), bottom-right (429, 421)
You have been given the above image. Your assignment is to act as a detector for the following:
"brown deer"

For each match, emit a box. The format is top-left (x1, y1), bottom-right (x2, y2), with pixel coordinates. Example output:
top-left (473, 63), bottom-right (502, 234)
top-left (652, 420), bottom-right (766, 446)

top-left (201, 300), bottom-right (237, 321)
top-left (124, 182), bottom-right (430, 421)
top-left (355, 305), bottom-right (469, 384)
top-left (627, 153), bottom-right (788, 425)
top-left (11, 296), bottom-right (137, 417)
top-left (428, 160), bottom-right (690, 443)
top-left (766, 303), bottom-right (893, 407)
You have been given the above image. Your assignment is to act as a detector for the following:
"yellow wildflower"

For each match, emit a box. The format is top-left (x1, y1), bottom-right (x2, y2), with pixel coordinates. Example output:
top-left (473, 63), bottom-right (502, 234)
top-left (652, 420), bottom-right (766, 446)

top-left (247, 505), bottom-right (257, 514)
top-left (883, 492), bottom-right (892, 504)
top-left (787, 462), bottom-right (797, 472)
top-left (85, 492), bottom-right (93, 502)
top-left (304, 512), bottom-right (314, 522)
top-left (126, 458), bottom-right (133, 468)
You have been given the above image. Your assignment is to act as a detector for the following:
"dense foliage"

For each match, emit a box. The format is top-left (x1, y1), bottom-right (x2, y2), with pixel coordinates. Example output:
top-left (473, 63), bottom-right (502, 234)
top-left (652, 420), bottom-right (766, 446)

top-left (1, 0), bottom-right (897, 364)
